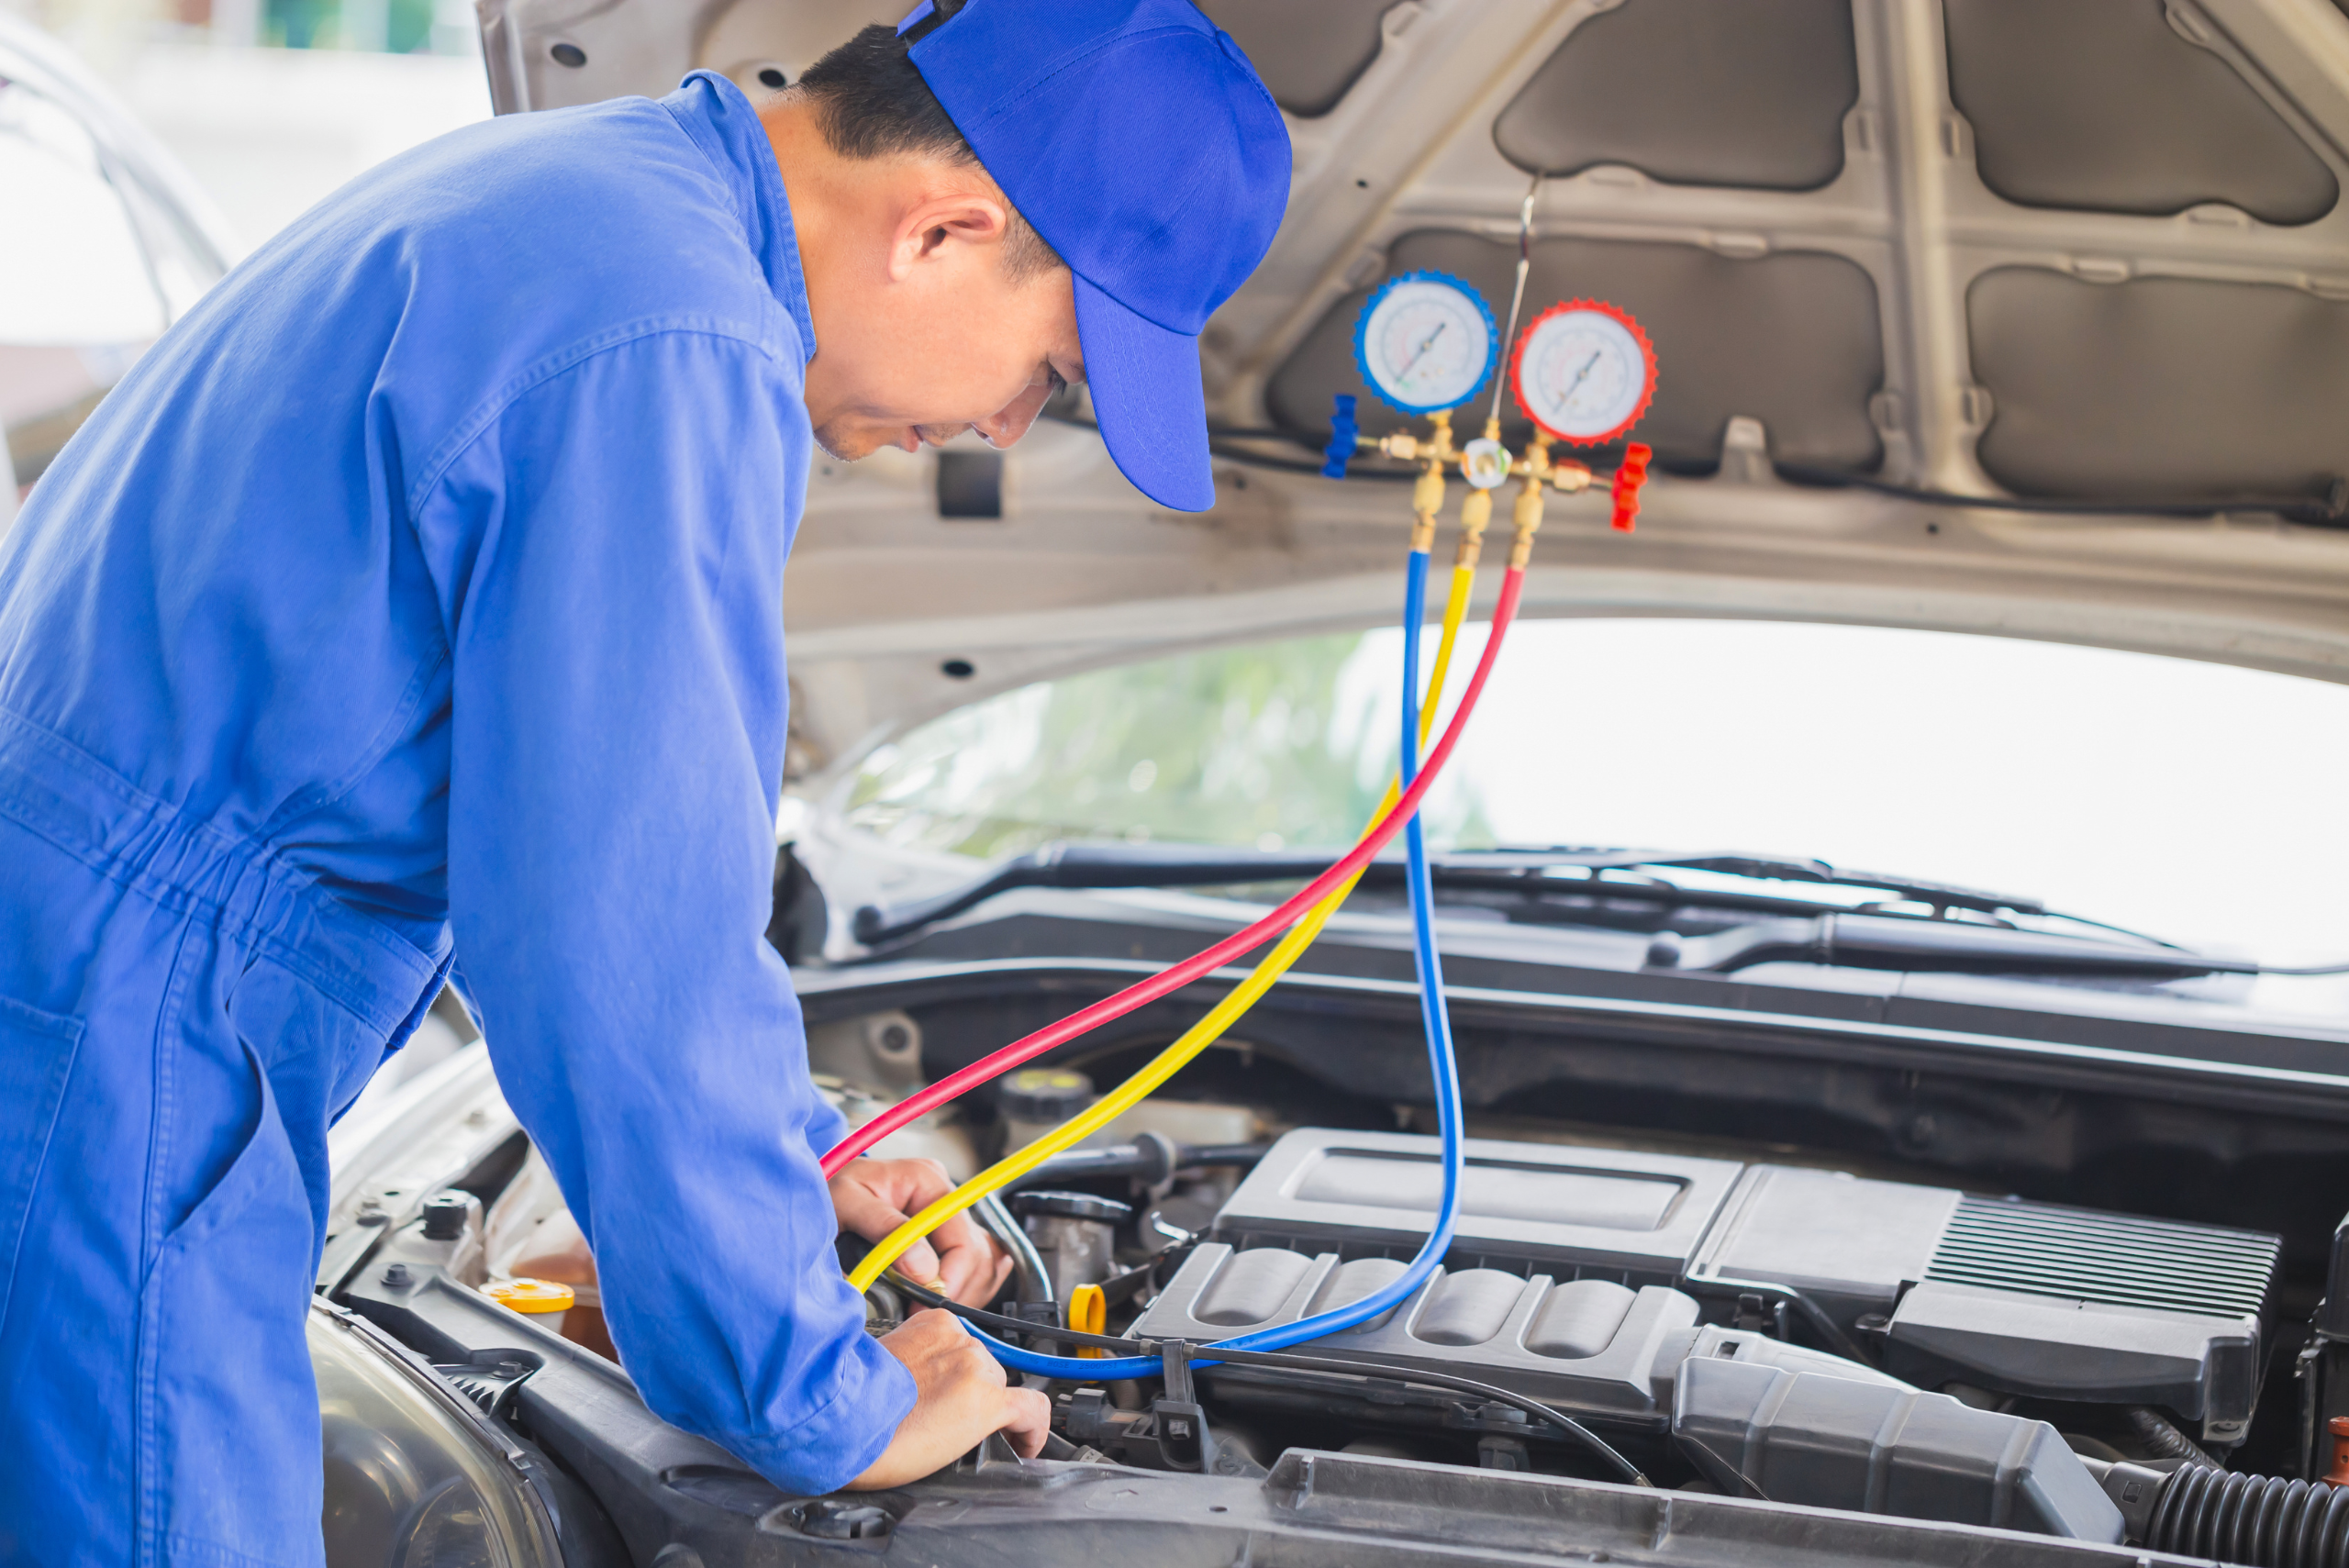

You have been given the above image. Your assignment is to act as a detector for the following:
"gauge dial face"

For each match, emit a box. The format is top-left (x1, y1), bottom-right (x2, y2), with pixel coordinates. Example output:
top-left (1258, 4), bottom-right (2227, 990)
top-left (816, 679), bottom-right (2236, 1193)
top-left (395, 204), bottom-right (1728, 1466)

top-left (1354, 272), bottom-right (1497, 415)
top-left (1511, 301), bottom-right (1657, 445)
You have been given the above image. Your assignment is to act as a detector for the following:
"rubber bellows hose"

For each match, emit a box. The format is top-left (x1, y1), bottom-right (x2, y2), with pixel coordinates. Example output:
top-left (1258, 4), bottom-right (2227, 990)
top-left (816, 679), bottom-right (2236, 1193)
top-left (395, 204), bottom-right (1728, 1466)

top-left (2143, 1467), bottom-right (2349, 1567)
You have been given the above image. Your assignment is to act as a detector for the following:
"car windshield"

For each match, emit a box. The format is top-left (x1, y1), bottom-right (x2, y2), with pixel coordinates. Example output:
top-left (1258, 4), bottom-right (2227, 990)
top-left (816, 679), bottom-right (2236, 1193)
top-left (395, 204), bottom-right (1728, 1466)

top-left (841, 618), bottom-right (2349, 971)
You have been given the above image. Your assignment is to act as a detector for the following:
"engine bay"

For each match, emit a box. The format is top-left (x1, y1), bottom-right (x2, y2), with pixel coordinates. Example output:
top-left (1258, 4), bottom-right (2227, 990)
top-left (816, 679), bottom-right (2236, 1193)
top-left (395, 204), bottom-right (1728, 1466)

top-left (416, 1101), bottom-right (2289, 1542)
top-left (1152, 1127), bottom-right (2277, 1445)
top-left (327, 986), bottom-right (2349, 1567)
top-left (906, 1117), bottom-right (2277, 1539)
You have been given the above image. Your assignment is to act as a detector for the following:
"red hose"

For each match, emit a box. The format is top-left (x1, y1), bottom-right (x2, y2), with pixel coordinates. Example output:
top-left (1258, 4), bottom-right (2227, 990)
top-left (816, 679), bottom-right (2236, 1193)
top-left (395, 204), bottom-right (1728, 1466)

top-left (820, 568), bottom-right (1528, 1177)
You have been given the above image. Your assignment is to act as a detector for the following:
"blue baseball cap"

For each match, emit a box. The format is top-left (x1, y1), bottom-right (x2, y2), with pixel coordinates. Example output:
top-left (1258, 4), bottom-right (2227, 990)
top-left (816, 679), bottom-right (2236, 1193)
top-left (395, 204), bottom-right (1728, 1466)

top-left (898, 0), bottom-right (1291, 512)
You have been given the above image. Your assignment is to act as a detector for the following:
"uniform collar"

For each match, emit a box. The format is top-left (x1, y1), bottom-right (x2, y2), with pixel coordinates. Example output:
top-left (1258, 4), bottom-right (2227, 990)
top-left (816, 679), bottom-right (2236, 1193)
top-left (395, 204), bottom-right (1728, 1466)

top-left (665, 71), bottom-right (818, 362)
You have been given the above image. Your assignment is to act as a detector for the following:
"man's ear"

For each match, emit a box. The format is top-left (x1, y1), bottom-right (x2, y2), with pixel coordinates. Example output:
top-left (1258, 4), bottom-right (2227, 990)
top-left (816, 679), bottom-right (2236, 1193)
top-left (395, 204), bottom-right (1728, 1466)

top-left (888, 186), bottom-right (1014, 281)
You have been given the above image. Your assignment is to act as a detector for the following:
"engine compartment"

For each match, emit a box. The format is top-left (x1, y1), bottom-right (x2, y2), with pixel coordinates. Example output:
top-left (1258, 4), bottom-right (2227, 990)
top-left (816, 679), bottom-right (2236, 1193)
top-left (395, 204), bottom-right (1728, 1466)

top-left (326, 980), bottom-right (2349, 1565)
top-left (948, 1121), bottom-right (2269, 1538)
top-left (377, 1103), bottom-right (2287, 1551)
top-left (1146, 1127), bottom-right (2277, 1447)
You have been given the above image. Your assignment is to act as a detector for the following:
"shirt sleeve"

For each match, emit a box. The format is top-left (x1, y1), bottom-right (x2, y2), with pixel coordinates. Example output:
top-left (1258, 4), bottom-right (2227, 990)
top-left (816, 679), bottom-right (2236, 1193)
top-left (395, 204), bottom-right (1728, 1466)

top-left (803, 1094), bottom-right (850, 1160)
top-left (417, 327), bottom-right (913, 1493)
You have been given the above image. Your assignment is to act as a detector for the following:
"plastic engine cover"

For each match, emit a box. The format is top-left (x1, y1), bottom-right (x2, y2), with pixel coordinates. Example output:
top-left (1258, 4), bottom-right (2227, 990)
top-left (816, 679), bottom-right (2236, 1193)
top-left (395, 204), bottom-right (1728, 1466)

top-left (1133, 1244), bottom-right (1701, 1420)
top-left (1207, 1129), bottom-right (2280, 1441)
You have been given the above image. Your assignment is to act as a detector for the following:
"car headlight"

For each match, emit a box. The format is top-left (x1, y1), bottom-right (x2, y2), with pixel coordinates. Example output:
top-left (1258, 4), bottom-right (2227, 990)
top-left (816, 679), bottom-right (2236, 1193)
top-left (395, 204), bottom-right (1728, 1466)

top-left (310, 1302), bottom-right (562, 1568)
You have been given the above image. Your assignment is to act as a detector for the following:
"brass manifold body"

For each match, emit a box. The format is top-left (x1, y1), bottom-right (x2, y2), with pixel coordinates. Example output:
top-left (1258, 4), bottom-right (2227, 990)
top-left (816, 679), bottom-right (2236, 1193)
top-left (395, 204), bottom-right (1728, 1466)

top-left (1375, 411), bottom-right (1590, 565)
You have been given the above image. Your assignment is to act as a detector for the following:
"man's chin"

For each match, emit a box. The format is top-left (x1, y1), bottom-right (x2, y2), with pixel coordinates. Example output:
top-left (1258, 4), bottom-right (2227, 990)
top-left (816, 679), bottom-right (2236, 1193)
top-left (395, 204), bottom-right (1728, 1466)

top-left (811, 420), bottom-right (971, 460)
top-left (810, 421), bottom-right (881, 462)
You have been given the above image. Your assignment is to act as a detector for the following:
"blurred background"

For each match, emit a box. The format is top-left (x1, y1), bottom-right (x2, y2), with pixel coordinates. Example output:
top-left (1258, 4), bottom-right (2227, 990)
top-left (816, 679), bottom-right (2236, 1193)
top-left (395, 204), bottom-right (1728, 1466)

top-left (1, 0), bottom-right (487, 528)
top-left (2, 0), bottom-right (486, 253)
top-left (5, 0), bottom-right (2344, 1004)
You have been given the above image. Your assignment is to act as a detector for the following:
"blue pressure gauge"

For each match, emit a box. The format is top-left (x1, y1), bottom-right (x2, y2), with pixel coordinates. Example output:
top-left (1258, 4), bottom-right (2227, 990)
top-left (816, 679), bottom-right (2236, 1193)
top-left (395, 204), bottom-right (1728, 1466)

top-left (1353, 270), bottom-right (1498, 416)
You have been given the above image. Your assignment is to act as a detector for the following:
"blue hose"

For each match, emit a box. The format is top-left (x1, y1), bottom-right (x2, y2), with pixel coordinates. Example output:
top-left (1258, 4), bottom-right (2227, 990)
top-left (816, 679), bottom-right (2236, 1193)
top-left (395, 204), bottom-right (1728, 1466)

top-left (966, 550), bottom-right (1469, 1380)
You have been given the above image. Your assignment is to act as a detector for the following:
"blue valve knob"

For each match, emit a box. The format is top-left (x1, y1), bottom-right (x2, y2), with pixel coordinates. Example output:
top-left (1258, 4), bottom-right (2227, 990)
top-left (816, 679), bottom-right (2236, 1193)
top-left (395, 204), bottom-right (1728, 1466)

top-left (1322, 394), bottom-right (1358, 479)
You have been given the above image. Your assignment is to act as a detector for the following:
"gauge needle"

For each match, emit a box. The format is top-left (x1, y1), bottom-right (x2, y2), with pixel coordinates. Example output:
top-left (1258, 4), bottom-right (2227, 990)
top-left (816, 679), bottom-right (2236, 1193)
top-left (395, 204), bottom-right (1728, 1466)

top-left (1397, 321), bottom-right (1448, 380)
top-left (1562, 350), bottom-right (1602, 399)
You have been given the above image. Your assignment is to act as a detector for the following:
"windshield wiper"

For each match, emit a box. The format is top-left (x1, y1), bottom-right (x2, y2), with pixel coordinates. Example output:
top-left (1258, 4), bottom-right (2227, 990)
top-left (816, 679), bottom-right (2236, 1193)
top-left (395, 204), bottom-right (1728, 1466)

top-left (1656, 915), bottom-right (2349, 978)
top-left (1647, 913), bottom-right (2254, 979)
top-left (1443, 847), bottom-right (2043, 917)
top-left (849, 840), bottom-right (2349, 978)
top-left (852, 842), bottom-right (1359, 943)
top-left (849, 841), bottom-right (2041, 946)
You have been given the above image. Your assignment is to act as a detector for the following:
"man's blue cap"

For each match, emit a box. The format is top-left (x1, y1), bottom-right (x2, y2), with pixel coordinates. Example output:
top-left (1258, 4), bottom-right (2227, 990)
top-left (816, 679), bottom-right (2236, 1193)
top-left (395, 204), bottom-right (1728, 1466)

top-left (899, 0), bottom-right (1291, 512)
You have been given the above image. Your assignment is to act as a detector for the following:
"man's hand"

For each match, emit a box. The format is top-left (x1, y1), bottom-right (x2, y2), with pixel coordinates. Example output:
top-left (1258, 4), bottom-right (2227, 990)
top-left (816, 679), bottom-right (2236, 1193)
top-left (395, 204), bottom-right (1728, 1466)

top-left (829, 1157), bottom-right (1012, 1307)
top-left (847, 1309), bottom-right (1052, 1488)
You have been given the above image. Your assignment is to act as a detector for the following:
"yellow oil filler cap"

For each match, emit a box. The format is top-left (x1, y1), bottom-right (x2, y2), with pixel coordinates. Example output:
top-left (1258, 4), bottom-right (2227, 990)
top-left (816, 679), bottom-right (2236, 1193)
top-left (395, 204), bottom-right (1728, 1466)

top-left (485, 1277), bottom-right (576, 1316)
top-left (1067, 1283), bottom-right (1107, 1359)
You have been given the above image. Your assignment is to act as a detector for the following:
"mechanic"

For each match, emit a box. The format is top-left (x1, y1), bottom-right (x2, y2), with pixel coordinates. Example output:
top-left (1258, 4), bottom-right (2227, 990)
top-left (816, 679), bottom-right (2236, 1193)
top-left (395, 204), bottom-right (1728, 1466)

top-left (0, 0), bottom-right (1287, 1560)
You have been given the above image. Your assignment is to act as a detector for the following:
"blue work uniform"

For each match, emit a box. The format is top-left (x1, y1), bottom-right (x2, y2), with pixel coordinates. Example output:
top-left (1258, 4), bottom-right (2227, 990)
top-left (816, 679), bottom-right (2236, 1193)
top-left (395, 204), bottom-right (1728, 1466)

top-left (0, 72), bottom-right (913, 1564)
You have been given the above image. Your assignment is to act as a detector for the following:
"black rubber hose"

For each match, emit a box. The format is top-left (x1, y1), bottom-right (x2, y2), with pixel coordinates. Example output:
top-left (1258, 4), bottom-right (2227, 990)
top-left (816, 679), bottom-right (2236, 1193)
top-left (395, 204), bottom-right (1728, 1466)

top-left (1679, 1275), bottom-right (1876, 1368)
top-left (2142, 1467), bottom-right (2349, 1567)
top-left (1001, 1139), bottom-right (1270, 1194)
top-left (2129, 1406), bottom-right (2221, 1470)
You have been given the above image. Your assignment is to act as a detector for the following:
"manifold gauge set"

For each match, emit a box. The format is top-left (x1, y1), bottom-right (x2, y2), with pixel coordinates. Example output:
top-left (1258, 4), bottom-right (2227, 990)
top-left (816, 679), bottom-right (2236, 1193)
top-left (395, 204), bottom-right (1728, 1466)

top-left (1326, 269), bottom-right (1659, 531)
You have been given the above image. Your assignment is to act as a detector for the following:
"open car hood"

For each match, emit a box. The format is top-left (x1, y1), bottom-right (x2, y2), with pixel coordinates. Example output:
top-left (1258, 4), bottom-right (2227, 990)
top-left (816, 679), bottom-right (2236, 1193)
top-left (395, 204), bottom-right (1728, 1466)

top-left (474, 0), bottom-right (2349, 769)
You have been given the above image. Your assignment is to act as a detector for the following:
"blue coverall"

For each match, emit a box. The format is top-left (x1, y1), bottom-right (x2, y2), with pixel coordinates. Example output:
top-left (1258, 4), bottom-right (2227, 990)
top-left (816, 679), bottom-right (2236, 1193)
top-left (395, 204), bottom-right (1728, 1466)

top-left (0, 72), bottom-right (915, 1564)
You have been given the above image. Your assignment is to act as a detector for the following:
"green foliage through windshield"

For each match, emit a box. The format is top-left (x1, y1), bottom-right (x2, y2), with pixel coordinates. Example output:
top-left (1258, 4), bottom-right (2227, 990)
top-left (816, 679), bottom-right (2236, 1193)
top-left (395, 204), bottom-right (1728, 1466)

top-left (844, 632), bottom-right (1491, 858)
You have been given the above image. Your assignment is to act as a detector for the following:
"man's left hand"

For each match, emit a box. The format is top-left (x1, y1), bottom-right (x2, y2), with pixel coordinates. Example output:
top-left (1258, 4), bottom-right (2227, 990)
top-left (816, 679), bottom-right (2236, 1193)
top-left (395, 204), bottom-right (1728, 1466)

top-left (829, 1158), bottom-right (1012, 1307)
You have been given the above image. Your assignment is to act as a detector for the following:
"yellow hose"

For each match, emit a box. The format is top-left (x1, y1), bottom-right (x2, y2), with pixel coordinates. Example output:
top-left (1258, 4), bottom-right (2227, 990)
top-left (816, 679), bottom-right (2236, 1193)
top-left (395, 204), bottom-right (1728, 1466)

top-left (847, 560), bottom-right (1482, 1293)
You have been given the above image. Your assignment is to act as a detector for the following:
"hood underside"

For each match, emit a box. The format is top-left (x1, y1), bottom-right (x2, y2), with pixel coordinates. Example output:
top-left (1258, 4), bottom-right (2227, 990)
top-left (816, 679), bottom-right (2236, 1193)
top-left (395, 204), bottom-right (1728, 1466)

top-left (475, 0), bottom-right (2349, 766)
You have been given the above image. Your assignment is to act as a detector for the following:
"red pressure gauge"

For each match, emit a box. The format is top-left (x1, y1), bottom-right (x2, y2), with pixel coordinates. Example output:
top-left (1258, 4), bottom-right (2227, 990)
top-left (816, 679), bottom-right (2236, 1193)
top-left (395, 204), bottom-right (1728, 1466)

top-left (1509, 299), bottom-right (1658, 446)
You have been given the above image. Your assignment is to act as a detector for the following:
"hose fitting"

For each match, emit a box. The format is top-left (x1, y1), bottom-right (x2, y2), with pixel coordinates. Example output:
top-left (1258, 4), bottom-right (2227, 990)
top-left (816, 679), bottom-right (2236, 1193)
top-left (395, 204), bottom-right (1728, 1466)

top-left (1453, 517), bottom-right (1487, 570)
top-left (1458, 485), bottom-right (1493, 547)
top-left (1508, 495), bottom-right (1545, 570)
top-left (1409, 410), bottom-right (1453, 553)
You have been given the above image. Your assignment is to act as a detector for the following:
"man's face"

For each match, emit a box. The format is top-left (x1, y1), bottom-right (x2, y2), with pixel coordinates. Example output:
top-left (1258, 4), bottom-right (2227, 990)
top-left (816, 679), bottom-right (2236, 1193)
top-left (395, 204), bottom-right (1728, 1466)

top-left (803, 242), bottom-right (1084, 463)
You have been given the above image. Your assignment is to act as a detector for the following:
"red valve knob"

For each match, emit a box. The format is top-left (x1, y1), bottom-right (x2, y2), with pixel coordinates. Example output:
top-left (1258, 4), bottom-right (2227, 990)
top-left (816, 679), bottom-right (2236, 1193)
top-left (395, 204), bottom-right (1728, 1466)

top-left (1609, 442), bottom-right (1652, 533)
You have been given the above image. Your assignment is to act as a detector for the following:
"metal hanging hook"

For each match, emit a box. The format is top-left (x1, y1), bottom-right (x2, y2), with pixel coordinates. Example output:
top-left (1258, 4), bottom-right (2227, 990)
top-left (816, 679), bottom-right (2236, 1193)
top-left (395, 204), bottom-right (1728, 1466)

top-left (1486, 172), bottom-right (1544, 430)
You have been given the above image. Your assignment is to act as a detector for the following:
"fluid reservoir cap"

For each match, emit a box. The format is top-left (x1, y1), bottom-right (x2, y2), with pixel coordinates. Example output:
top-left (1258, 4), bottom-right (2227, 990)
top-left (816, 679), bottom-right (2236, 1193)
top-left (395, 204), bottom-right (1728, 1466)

top-left (420, 1190), bottom-right (473, 1240)
top-left (485, 1277), bottom-right (576, 1315)
top-left (1000, 1067), bottom-right (1093, 1123)
top-left (1011, 1189), bottom-right (1133, 1224)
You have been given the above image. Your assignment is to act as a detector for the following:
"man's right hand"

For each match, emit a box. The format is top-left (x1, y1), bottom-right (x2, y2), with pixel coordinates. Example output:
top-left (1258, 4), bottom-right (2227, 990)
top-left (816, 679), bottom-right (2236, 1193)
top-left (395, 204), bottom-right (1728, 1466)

top-left (846, 1309), bottom-right (1052, 1490)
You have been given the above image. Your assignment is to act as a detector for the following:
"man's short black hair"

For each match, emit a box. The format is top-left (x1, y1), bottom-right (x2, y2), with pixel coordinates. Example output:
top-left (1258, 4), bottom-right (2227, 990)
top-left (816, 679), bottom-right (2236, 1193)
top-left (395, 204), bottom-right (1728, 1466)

top-left (796, 23), bottom-right (1065, 282)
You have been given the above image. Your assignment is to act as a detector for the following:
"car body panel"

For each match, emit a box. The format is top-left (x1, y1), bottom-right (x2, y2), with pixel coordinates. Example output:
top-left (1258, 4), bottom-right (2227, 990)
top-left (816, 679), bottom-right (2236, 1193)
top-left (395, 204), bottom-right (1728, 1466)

top-left (466, 0), bottom-right (2349, 770)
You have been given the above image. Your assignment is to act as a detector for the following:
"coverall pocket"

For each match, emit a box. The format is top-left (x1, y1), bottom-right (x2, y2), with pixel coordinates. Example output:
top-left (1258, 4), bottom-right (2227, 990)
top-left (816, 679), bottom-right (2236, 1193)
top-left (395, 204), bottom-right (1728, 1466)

top-left (139, 1036), bottom-right (324, 1564)
top-left (0, 994), bottom-right (84, 1336)
top-left (152, 1035), bottom-right (309, 1254)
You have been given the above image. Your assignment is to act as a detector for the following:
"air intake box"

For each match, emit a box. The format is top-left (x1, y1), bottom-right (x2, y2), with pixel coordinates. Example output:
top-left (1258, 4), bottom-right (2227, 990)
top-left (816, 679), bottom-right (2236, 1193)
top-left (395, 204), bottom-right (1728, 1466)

top-left (1184, 1129), bottom-right (2280, 1442)
top-left (1674, 1357), bottom-right (2125, 1542)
